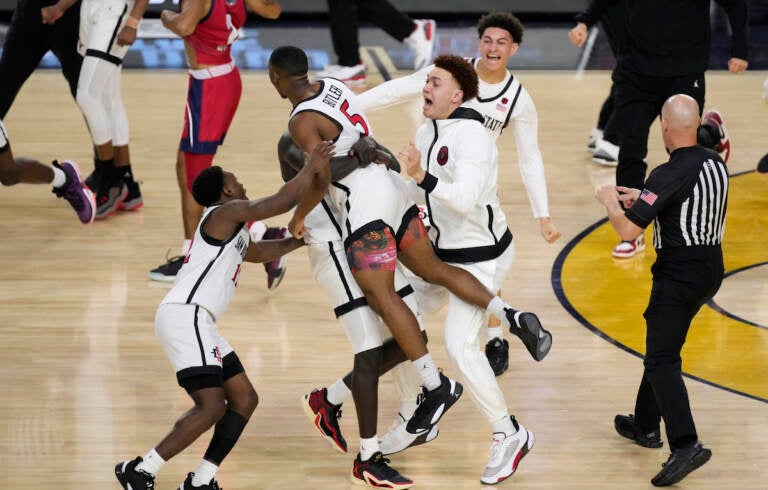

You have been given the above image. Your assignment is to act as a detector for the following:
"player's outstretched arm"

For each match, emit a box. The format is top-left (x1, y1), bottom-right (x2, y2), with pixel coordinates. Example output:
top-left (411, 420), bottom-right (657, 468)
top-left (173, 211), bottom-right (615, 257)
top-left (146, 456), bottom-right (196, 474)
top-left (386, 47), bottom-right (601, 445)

top-left (245, 0), bottom-right (281, 19)
top-left (244, 235), bottom-right (304, 264)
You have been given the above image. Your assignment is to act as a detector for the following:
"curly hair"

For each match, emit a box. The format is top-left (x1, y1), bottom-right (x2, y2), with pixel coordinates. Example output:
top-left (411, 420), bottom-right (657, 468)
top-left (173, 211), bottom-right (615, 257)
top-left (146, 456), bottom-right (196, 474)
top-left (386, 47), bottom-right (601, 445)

top-left (192, 165), bottom-right (225, 207)
top-left (433, 55), bottom-right (479, 102)
top-left (476, 12), bottom-right (524, 44)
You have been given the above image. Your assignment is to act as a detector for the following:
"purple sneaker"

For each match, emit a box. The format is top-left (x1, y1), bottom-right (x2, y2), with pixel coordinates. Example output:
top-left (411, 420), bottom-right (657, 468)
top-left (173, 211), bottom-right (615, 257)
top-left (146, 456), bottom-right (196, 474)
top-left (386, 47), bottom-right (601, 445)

top-left (52, 160), bottom-right (96, 224)
top-left (263, 226), bottom-right (288, 290)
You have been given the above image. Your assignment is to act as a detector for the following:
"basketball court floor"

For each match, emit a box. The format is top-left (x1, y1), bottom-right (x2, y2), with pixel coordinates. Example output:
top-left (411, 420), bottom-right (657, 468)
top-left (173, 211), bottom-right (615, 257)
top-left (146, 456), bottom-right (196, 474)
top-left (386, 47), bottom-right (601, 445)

top-left (0, 19), bottom-right (766, 490)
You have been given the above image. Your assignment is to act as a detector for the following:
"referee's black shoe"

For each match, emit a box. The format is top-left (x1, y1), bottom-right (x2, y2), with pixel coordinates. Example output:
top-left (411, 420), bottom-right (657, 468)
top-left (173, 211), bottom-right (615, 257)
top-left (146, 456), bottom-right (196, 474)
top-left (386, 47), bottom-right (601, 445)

top-left (485, 337), bottom-right (510, 376)
top-left (651, 441), bottom-right (711, 487)
top-left (505, 309), bottom-right (552, 361)
top-left (614, 414), bottom-right (663, 448)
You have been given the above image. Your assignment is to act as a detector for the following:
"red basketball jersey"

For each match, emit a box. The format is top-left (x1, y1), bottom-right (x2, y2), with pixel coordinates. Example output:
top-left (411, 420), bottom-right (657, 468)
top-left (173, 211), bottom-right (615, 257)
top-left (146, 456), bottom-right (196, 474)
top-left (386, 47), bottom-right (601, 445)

top-left (186, 0), bottom-right (247, 65)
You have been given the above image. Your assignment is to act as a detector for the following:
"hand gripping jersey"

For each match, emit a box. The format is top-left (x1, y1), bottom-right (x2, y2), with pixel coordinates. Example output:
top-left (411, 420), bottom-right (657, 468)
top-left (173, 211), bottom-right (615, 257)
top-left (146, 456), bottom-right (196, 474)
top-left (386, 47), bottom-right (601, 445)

top-left (291, 78), bottom-right (414, 242)
top-left (161, 205), bottom-right (250, 320)
top-left (186, 0), bottom-right (246, 66)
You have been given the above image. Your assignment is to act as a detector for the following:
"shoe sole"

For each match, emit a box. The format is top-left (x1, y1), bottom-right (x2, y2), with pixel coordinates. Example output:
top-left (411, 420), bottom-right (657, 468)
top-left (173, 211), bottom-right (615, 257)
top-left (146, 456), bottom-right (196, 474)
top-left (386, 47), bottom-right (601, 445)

top-left (515, 312), bottom-right (552, 361)
top-left (380, 425), bottom-right (439, 456)
top-left (651, 448), bottom-right (711, 487)
top-left (592, 155), bottom-right (618, 167)
top-left (148, 271), bottom-right (177, 283)
top-left (95, 187), bottom-right (129, 220)
top-left (480, 429), bottom-right (535, 485)
top-left (118, 198), bottom-right (144, 211)
top-left (266, 256), bottom-right (288, 290)
top-left (350, 472), bottom-right (414, 489)
top-left (612, 246), bottom-right (646, 259)
top-left (300, 393), bottom-right (347, 454)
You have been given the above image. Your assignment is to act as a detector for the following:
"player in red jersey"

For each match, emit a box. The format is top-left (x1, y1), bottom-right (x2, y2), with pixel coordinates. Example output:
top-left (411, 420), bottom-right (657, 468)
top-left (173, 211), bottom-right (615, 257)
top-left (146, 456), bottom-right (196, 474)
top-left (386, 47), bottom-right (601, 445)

top-left (149, 0), bottom-right (284, 285)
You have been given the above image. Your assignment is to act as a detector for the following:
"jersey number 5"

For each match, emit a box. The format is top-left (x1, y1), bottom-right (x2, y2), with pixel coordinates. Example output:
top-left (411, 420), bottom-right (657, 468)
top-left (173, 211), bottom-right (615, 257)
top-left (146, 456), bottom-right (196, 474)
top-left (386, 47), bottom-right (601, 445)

top-left (340, 100), bottom-right (369, 136)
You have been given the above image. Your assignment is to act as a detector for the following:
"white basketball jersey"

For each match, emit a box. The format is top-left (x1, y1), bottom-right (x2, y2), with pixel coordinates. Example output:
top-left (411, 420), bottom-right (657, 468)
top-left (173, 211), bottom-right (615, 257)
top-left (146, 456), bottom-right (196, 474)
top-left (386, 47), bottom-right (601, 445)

top-left (291, 78), bottom-right (374, 155)
top-left (462, 58), bottom-right (523, 141)
top-left (161, 206), bottom-right (250, 320)
top-left (291, 78), bottom-right (374, 243)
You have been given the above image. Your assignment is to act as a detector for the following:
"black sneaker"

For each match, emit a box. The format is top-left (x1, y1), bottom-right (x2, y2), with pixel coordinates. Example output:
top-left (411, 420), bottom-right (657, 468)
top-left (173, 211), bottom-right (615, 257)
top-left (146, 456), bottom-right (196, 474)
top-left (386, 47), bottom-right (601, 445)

top-left (95, 179), bottom-right (127, 219)
top-left (85, 161), bottom-right (103, 191)
top-left (119, 178), bottom-right (143, 211)
top-left (115, 457), bottom-right (155, 489)
top-left (485, 338), bottom-right (509, 376)
top-left (505, 309), bottom-right (552, 361)
top-left (406, 372), bottom-right (462, 435)
top-left (178, 472), bottom-right (221, 489)
top-left (614, 414), bottom-right (663, 448)
top-left (149, 253), bottom-right (185, 282)
top-left (757, 152), bottom-right (768, 174)
top-left (351, 451), bottom-right (414, 489)
top-left (651, 441), bottom-right (711, 487)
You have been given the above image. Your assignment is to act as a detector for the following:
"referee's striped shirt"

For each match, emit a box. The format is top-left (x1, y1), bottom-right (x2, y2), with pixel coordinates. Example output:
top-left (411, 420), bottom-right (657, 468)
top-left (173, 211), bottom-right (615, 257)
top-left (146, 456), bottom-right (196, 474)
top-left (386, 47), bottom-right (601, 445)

top-left (626, 145), bottom-right (728, 249)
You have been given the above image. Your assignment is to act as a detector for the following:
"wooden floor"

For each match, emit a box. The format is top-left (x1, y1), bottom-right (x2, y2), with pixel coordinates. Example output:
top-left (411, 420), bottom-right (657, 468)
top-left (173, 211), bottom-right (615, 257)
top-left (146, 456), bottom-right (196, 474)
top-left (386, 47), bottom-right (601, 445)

top-left (0, 70), bottom-right (766, 489)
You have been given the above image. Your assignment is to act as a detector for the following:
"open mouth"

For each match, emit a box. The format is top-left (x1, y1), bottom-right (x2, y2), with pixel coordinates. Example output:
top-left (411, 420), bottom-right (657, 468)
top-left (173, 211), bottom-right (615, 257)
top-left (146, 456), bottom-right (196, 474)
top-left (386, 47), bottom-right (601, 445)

top-left (423, 96), bottom-right (433, 108)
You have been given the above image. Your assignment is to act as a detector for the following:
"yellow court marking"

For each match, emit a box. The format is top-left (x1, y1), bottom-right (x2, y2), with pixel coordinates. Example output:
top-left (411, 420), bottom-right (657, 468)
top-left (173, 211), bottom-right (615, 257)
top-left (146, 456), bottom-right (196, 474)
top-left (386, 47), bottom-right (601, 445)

top-left (553, 171), bottom-right (768, 402)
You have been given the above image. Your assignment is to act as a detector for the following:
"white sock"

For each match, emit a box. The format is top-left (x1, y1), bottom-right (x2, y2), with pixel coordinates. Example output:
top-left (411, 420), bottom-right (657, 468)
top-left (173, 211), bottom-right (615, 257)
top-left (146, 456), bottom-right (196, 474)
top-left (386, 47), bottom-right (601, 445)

top-left (491, 415), bottom-right (516, 437)
top-left (182, 239), bottom-right (192, 256)
top-left (487, 297), bottom-right (516, 329)
top-left (413, 353), bottom-right (440, 391)
top-left (51, 166), bottom-right (66, 188)
top-left (360, 436), bottom-right (380, 461)
top-left (191, 459), bottom-right (218, 486)
top-left (135, 448), bottom-right (165, 476)
top-left (487, 326), bottom-right (503, 341)
top-left (326, 379), bottom-right (350, 406)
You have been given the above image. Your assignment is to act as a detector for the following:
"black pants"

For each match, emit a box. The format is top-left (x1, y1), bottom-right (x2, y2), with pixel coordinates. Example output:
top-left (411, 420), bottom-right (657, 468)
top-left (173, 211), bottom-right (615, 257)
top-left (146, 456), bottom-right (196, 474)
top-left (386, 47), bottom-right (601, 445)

top-left (0, 0), bottom-right (82, 119)
top-left (327, 0), bottom-right (415, 67)
top-left (635, 250), bottom-right (724, 450)
top-left (612, 65), bottom-right (706, 190)
top-left (597, 80), bottom-right (618, 144)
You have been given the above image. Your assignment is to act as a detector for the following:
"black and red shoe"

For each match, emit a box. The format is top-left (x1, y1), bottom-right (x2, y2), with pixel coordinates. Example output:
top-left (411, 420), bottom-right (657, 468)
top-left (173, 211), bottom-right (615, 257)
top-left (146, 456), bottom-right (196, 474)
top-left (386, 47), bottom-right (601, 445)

top-left (301, 387), bottom-right (347, 453)
top-left (351, 452), bottom-right (414, 489)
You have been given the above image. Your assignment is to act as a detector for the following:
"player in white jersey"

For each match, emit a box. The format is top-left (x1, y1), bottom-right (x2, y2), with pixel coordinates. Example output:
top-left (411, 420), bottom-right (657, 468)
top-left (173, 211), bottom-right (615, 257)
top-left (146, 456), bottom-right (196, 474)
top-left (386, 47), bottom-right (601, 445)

top-left (0, 118), bottom-right (95, 223)
top-left (386, 55), bottom-right (551, 484)
top-left (114, 142), bottom-right (333, 490)
top-left (357, 12), bottom-right (561, 376)
top-left (42, 0), bottom-right (147, 218)
top-left (269, 45), bottom-right (548, 488)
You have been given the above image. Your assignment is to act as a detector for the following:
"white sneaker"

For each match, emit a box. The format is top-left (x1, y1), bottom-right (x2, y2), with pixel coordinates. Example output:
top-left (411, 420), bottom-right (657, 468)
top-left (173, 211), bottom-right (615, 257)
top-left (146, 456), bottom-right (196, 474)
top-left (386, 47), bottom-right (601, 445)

top-left (592, 138), bottom-right (619, 166)
top-left (316, 63), bottom-right (366, 87)
top-left (379, 412), bottom-right (439, 455)
top-left (405, 19), bottom-right (436, 70)
top-left (612, 235), bottom-right (646, 258)
top-left (588, 128), bottom-right (603, 154)
top-left (480, 417), bottom-right (535, 485)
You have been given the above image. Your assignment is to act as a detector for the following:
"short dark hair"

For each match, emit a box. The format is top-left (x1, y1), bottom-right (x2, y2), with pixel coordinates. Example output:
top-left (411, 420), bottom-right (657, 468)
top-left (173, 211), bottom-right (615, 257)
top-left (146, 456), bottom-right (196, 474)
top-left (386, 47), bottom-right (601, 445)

top-left (433, 55), bottom-right (479, 102)
top-left (192, 165), bottom-right (224, 207)
top-left (477, 12), bottom-right (524, 44)
top-left (269, 46), bottom-right (309, 77)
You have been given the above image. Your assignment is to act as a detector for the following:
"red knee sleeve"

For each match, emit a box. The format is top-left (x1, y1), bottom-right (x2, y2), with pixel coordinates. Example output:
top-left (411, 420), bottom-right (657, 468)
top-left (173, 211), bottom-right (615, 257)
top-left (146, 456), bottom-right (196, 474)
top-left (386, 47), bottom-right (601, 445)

top-left (184, 152), bottom-right (215, 192)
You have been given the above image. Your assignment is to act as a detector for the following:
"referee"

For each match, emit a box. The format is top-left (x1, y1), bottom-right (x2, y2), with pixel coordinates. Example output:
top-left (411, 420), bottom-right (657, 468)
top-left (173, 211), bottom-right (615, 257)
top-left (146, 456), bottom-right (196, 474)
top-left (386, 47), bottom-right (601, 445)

top-left (0, 0), bottom-right (82, 119)
top-left (596, 94), bottom-right (728, 487)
